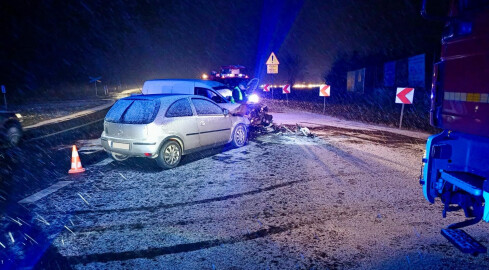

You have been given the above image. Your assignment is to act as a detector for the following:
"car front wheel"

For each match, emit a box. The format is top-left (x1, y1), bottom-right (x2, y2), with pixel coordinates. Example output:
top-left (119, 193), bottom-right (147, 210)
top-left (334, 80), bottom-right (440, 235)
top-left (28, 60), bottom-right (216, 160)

top-left (156, 141), bottom-right (182, 169)
top-left (232, 124), bottom-right (247, 148)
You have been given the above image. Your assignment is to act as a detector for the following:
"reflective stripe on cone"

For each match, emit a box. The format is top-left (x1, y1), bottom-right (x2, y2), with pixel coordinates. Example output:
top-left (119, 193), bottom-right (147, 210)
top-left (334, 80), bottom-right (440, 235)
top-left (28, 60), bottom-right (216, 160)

top-left (69, 145), bottom-right (85, 174)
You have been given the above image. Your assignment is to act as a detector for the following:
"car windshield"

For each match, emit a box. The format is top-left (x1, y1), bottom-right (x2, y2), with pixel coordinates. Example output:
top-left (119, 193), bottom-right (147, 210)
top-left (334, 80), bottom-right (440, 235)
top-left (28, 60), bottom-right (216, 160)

top-left (105, 99), bottom-right (160, 124)
top-left (215, 88), bottom-right (233, 98)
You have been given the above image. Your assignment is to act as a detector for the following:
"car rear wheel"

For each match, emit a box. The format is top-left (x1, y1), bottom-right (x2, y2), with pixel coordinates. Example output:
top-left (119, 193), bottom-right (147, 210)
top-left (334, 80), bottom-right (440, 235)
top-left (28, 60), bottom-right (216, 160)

top-left (111, 152), bottom-right (129, 162)
top-left (232, 124), bottom-right (247, 148)
top-left (156, 141), bottom-right (182, 169)
top-left (6, 124), bottom-right (22, 147)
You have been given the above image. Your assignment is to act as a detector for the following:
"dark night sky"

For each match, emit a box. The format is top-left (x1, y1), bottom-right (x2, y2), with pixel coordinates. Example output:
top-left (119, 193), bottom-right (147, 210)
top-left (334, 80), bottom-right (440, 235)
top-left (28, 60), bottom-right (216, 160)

top-left (0, 0), bottom-right (442, 99)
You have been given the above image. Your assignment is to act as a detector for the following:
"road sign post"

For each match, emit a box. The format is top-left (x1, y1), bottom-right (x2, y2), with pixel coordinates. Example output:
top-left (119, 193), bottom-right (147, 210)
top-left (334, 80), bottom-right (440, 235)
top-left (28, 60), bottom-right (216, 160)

top-left (319, 84), bottom-right (331, 114)
top-left (266, 52), bottom-right (279, 100)
top-left (323, 92), bottom-right (326, 114)
top-left (395, 87), bottom-right (415, 129)
top-left (1, 85), bottom-right (6, 110)
top-left (89, 76), bottom-right (102, 96)
top-left (399, 103), bottom-right (405, 129)
top-left (270, 74), bottom-right (275, 99)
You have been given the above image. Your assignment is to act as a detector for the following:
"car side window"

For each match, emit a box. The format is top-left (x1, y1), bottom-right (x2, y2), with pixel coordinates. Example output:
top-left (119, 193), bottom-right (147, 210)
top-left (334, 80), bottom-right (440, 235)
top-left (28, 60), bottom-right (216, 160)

top-left (195, 87), bottom-right (224, 103)
top-left (166, 98), bottom-right (193, 117)
top-left (192, 98), bottom-right (224, 115)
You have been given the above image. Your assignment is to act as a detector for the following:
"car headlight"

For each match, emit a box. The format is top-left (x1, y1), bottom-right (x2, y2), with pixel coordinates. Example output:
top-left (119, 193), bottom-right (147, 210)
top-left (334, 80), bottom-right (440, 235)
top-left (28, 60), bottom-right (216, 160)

top-left (15, 113), bottom-right (22, 118)
top-left (248, 94), bottom-right (259, 104)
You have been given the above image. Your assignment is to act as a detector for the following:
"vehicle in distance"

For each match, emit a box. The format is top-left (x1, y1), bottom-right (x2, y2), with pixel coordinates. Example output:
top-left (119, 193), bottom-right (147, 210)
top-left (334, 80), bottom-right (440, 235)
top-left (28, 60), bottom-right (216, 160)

top-left (0, 111), bottom-right (23, 147)
top-left (205, 65), bottom-right (250, 88)
top-left (101, 94), bottom-right (250, 169)
top-left (142, 79), bottom-right (240, 112)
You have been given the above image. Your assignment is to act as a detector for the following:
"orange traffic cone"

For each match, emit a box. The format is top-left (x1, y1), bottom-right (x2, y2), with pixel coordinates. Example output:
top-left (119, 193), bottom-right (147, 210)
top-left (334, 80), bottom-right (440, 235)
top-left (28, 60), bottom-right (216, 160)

top-left (69, 145), bottom-right (85, 174)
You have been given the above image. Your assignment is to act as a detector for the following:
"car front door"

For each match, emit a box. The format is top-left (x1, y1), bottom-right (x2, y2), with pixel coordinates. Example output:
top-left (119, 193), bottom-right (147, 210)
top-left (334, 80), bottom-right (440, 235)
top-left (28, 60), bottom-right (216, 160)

top-left (191, 98), bottom-right (232, 147)
top-left (195, 87), bottom-right (241, 113)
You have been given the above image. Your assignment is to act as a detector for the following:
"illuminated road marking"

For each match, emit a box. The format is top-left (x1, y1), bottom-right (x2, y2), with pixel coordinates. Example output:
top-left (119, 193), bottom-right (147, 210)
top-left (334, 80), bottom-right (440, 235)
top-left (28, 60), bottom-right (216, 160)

top-left (27, 119), bottom-right (104, 141)
top-left (18, 181), bottom-right (73, 204)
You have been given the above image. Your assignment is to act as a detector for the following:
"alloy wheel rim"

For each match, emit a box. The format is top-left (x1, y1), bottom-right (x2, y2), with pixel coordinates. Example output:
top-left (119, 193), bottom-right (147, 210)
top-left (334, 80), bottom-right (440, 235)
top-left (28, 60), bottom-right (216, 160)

top-left (235, 126), bottom-right (246, 146)
top-left (164, 144), bottom-right (180, 165)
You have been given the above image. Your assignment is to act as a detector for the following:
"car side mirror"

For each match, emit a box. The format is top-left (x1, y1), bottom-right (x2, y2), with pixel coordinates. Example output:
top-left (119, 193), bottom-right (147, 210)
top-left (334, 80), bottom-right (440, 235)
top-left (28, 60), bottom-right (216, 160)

top-left (223, 108), bottom-right (229, 115)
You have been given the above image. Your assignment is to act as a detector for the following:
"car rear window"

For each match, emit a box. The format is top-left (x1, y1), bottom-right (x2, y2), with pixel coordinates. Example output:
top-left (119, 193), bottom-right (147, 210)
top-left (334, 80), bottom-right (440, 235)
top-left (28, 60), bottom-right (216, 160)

top-left (105, 99), bottom-right (133, 122)
top-left (105, 99), bottom-right (160, 124)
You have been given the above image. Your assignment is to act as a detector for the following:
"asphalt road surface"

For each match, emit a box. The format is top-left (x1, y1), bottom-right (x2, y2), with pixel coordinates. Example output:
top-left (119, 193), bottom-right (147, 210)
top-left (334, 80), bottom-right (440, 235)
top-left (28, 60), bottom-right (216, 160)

top-left (2, 120), bottom-right (489, 269)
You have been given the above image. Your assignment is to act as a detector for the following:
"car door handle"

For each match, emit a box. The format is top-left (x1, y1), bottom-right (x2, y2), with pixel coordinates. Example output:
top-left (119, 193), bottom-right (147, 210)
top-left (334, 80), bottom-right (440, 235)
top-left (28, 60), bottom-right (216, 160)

top-left (200, 121), bottom-right (205, 126)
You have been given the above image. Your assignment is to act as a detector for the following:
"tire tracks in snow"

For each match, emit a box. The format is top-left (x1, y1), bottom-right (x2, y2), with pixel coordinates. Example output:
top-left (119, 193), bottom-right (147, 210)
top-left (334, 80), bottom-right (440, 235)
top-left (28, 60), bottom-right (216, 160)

top-left (65, 223), bottom-right (296, 264)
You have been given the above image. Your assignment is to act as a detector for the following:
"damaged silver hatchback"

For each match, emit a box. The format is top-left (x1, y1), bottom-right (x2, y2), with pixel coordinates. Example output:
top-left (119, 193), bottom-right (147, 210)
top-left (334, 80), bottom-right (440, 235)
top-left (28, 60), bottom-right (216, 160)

top-left (101, 94), bottom-right (249, 169)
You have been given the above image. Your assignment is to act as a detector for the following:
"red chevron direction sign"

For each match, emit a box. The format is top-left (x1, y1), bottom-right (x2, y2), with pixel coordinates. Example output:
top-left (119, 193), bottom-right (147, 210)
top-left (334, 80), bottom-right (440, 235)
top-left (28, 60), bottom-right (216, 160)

top-left (282, 84), bottom-right (291, 94)
top-left (263, 84), bottom-right (270, 92)
top-left (319, 84), bottom-right (330, 97)
top-left (396, 87), bottom-right (414, 104)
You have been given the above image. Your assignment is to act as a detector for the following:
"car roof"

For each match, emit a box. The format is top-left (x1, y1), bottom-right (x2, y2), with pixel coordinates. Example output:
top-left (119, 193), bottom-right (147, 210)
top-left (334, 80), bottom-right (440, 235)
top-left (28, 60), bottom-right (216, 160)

top-left (145, 79), bottom-right (224, 87)
top-left (122, 94), bottom-right (184, 100)
top-left (120, 94), bottom-right (214, 108)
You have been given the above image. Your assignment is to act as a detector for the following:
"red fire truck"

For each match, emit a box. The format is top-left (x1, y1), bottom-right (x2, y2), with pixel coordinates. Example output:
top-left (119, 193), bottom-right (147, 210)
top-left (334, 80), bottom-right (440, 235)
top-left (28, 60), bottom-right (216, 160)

top-left (421, 0), bottom-right (489, 254)
top-left (205, 65), bottom-right (250, 88)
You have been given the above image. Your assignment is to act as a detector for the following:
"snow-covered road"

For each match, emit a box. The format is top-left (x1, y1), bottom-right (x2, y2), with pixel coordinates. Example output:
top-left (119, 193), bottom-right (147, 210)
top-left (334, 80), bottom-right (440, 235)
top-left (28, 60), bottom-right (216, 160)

top-left (22, 126), bottom-right (489, 269)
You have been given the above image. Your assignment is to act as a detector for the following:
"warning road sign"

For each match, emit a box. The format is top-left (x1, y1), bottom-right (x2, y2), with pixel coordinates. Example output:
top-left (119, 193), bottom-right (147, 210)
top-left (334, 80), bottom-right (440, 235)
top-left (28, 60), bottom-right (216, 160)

top-left (396, 87), bottom-right (414, 104)
top-left (319, 84), bottom-right (330, 97)
top-left (266, 52), bottom-right (280, 65)
top-left (282, 84), bottom-right (291, 94)
top-left (263, 84), bottom-right (270, 92)
top-left (266, 52), bottom-right (279, 74)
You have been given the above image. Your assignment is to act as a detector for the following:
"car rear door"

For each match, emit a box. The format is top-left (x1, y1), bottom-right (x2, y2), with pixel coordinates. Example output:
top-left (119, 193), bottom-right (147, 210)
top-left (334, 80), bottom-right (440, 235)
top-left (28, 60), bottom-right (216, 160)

top-left (163, 98), bottom-right (200, 151)
top-left (190, 98), bottom-right (232, 147)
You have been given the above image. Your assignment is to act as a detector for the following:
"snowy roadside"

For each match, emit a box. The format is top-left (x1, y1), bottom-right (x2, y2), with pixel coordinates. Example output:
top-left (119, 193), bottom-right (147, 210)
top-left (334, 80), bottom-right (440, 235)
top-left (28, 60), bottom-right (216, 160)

top-left (14, 100), bottom-right (111, 128)
top-left (12, 88), bottom-right (141, 128)
top-left (264, 98), bottom-right (433, 140)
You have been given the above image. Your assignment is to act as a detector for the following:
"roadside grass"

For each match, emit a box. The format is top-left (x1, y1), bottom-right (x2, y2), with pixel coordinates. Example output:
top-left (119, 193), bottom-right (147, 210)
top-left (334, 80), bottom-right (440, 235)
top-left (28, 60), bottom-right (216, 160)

top-left (8, 87), bottom-right (141, 127)
top-left (263, 97), bottom-right (441, 134)
top-left (11, 100), bottom-right (110, 127)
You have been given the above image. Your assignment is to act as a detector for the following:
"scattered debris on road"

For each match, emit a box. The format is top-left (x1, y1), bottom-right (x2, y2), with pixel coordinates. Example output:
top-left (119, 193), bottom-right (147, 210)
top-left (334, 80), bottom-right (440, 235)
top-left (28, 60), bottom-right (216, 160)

top-left (251, 122), bottom-right (316, 138)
